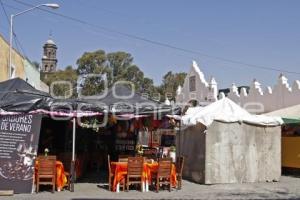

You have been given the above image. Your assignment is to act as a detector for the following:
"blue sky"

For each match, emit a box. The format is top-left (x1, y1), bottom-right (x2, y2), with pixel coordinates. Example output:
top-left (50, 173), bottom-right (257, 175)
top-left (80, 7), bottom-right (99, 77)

top-left (1, 0), bottom-right (300, 89)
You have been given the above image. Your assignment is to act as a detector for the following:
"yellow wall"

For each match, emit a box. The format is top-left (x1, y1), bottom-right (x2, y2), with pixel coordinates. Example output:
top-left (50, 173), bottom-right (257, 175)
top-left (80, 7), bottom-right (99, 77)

top-left (282, 136), bottom-right (300, 168)
top-left (0, 35), bottom-right (25, 81)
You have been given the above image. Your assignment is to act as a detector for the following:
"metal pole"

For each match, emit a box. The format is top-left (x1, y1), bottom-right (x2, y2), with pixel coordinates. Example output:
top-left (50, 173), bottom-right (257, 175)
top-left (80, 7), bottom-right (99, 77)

top-left (72, 117), bottom-right (76, 161)
top-left (178, 121), bottom-right (181, 156)
top-left (7, 4), bottom-right (59, 79)
top-left (70, 117), bottom-right (76, 192)
top-left (9, 15), bottom-right (13, 79)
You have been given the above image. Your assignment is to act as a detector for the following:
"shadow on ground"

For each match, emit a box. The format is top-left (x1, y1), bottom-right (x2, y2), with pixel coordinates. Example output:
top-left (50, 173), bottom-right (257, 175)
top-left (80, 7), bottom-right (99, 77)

top-left (282, 168), bottom-right (300, 179)
top-left (76, 171), bottom-right (108, 184)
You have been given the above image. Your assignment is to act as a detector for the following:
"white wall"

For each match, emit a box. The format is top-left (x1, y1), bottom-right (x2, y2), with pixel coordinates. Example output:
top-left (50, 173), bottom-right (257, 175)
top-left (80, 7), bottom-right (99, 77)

top-left (176, 61), bottom-right (300, 113)
top-left (176, 61), bottom-right (218, 106)
top-left (24, 59), bottom-right (49, 92)
top-left (226, 74), bottom-right (300, 113)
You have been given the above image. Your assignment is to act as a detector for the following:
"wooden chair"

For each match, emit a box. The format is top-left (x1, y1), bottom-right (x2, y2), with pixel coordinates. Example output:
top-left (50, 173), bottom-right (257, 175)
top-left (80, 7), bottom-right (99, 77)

top-left (126, 157), bottom-right (144, 191)
top-left (176, 156), bottom-right (184, 190)
top-left (155, 158), bottom-right (172, 192)
top-left (36, 156), bottom-right (57, 193)
top-left (39, 155), bottom-right (56, 161)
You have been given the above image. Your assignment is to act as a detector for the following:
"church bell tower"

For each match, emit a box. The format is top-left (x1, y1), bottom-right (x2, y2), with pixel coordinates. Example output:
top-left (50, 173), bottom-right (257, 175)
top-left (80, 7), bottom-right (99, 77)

top-left (41, 36), bottom-right (57, 72)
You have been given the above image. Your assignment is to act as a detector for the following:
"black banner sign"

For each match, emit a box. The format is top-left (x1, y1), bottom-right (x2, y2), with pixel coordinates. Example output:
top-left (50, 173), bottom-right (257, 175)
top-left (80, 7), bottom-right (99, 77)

top-left (0, 114), bottom-right (42, 193)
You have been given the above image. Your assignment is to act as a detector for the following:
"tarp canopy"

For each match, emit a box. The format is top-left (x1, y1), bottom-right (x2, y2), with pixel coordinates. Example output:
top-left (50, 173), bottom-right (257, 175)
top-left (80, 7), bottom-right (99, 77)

top-left (0, 78), bottom-right (51, 112)
top-left (86, 84), bottom-right (180, 115)
top-left (0, 77), bottom-right (49, 99)
top-left (265, 104), bottom-right (300, 124)
top-left (0, 78), bottom-right (105, 114)
top-left (181, 97), bottom-right (283, 127)
top-left (0, 78), bottom-right (179, 116)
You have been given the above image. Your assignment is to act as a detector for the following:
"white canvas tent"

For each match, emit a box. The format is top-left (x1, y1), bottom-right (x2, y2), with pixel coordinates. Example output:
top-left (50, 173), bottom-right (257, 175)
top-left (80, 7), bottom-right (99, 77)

top-left (265, 104), bottom-right (300, 124)
top-left (181, 97), bottom-right (282, 127)
top-left (265, 104), bottom-right (300, 118)
top-left (178, 98), bottom-right (283, 184)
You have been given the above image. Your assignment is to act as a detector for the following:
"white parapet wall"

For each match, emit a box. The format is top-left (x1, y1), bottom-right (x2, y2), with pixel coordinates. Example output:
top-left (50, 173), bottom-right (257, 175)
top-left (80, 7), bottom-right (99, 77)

top-left (226, 74), bottom-right (300, 113)
top-left (176, 61), bottom-right (300, 113)
top-left (176, 61), bottom-right (218, 106)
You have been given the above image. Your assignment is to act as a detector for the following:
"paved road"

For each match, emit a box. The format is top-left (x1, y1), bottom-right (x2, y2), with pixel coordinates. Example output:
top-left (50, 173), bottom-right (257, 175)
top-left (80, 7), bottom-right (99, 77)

top-left (2, 176), bottom-right (300, 200)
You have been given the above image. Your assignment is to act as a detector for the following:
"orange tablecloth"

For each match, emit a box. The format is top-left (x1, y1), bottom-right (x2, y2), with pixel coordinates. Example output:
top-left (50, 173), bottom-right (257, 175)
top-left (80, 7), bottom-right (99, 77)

top-left (35, 160), bottom-right (68, 191)
top-left (111, 161), bottom-right (177, 191)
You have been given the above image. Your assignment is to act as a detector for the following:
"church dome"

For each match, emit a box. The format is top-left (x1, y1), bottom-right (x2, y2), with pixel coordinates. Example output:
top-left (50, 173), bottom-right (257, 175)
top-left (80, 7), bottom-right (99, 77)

top-left (46, 39), bottom-right (55, 45)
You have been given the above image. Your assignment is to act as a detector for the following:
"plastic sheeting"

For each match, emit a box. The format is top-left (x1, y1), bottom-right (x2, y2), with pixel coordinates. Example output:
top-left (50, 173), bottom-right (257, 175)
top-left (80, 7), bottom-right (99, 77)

top-left (181, 98), bottom-right (283, 127)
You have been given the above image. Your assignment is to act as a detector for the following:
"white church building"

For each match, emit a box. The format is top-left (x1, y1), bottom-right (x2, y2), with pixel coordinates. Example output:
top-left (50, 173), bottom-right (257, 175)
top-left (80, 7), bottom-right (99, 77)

top-left (175, 61), bottom-right (300, 114)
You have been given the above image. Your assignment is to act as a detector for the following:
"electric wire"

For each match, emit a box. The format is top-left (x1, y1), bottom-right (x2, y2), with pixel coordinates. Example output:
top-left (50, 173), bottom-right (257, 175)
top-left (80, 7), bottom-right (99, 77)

top-left (10, 0), bottom-right (300, 75)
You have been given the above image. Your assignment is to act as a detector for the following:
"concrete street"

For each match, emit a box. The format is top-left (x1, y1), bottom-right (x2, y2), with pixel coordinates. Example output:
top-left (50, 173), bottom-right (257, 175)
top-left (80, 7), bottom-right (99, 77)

top-left (2, 176), bottom-right (300, 200)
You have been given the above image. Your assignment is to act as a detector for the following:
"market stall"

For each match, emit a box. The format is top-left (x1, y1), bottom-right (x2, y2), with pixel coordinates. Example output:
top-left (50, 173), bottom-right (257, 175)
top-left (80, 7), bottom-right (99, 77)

top-left (266, 104), bottom-right (300, 169)
top-left (178, 98), bottom-right (283, 184)
top-left (0, 78), bottom-right (105, 193)
top-left (0, 78), bottom-right (180, 193)
top-left (83, 84), bottom-right (180, 161)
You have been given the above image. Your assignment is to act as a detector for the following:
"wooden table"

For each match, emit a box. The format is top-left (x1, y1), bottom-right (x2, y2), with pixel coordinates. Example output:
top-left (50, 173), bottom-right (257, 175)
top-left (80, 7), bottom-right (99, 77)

top-left (110, 161), bottom-right (177, 192)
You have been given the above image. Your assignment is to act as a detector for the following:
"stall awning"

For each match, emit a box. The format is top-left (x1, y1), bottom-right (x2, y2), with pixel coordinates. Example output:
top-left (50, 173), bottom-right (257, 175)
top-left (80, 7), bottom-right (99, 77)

top-left (265, 104), bottom-right (300, 125)
top-left (282, 118), bottom-right (300, 125)
top-left (85, 84), bottom-right (181, 115)
top-left (0, 78), bottom-right (180, 116)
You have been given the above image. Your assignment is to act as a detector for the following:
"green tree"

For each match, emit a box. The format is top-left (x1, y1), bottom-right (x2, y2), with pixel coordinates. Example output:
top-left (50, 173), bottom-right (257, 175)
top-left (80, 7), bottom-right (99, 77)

top-left (141, 77), bottom-right (157, 97)
top-left (76, 50), bottom-right (110, 96)
top-left (107, 51), bottom-right (133, 82)
top-left (41, 65), bottom-right (78, 98)
top-left (123, 65), bottom-right (145, 91)
top-left (159, 71), bottom-right (187, 101)
top-left (106, 51), bottom-right (156, 94)
top-left (76, 49), bottom-right (157, 98)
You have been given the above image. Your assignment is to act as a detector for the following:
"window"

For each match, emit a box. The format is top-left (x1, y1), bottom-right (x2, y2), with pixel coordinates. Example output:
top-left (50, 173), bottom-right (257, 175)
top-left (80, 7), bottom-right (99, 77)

top-left (189, 76), bottom-right (196, 92)
top-left (45, 65), bottom-right (48, 71)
